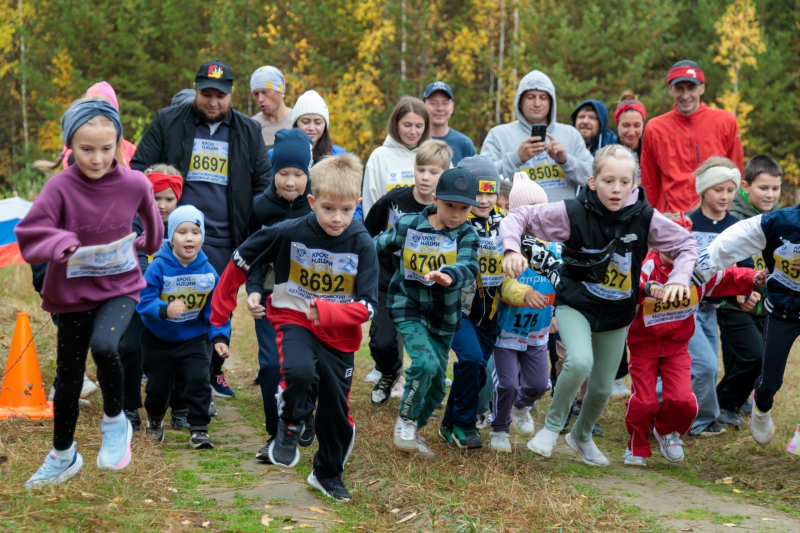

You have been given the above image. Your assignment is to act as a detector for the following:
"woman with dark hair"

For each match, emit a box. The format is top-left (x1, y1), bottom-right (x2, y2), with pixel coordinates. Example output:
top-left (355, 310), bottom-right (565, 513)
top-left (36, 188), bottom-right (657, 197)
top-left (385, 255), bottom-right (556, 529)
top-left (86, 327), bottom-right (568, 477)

top-left (268, 90), bottom-right (345, 163)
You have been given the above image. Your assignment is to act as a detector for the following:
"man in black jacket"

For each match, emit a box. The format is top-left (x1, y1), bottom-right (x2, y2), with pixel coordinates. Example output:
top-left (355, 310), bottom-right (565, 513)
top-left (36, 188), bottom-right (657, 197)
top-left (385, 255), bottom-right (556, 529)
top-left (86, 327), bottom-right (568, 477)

top-left (132, 59), bottom-right (272, 398)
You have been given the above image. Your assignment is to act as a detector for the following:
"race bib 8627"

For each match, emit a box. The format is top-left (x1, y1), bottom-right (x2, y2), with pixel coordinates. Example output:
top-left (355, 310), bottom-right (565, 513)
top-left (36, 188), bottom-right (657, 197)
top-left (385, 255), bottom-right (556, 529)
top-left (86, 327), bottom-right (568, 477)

top-left (584, 252), bottom-right (633, 301)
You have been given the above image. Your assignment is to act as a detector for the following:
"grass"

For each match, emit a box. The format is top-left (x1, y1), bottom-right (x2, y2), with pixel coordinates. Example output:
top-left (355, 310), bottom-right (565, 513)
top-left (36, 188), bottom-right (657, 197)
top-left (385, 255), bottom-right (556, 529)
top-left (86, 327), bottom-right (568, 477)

top-left (669, 507), bottom-right (748, 525)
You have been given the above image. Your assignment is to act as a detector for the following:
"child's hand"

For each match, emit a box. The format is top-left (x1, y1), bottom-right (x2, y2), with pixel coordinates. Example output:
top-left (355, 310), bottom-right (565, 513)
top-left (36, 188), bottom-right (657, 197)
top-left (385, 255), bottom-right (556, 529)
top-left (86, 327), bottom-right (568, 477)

top-left (214, 343), bottom-right (230, 359)
top-left (246, 292), bottom-right (266, 319)
top-left (424, 270), bottom-right (453, 287)
top-left (661, 284), bottom-right (689, 303)
top-left (549, 317), bottom-right (558, 334)
top-left (60, 245), bottom-right (77, 259)
top-left (305, 302), bottom-right (320, 325)
top-left (737, 291), bottom-right (761, 312)
top-left (167, 299), bottom-right (186, 318)
top-left (792, 259), bottom-right (800, 271)
top-left (755, 268), bottom-right (769, 286)
top-left (524, 289), bottom-right (549, 310)
top-left (649, 285), bottom-right (665, 301)
top-left (503, 251), bottom-right (527, 278)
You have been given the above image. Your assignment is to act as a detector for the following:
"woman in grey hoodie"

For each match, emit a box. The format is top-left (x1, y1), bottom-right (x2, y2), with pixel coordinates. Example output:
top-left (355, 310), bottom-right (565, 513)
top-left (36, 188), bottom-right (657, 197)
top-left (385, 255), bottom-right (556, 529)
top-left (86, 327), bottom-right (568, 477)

top-left (481, 70), bottom-right (593, 204)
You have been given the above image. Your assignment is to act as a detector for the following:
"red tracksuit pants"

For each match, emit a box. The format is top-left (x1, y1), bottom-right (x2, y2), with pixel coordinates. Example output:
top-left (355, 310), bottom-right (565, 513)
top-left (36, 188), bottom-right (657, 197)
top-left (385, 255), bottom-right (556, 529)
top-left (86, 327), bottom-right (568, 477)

top-left (625, 340), bottom-right (698, 457)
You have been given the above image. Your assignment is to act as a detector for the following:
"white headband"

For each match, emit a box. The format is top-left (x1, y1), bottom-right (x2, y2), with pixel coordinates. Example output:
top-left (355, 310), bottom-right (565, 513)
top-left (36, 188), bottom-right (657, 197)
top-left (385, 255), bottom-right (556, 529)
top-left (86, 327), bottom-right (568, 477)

top-left (696, 166), bottom-right (741, 195)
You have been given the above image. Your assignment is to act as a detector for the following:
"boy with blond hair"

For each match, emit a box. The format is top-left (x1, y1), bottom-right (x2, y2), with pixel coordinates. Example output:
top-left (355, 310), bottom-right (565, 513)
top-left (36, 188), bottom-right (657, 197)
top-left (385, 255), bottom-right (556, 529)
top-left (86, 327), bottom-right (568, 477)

top-left (212, 153), bottom-right (378, 501)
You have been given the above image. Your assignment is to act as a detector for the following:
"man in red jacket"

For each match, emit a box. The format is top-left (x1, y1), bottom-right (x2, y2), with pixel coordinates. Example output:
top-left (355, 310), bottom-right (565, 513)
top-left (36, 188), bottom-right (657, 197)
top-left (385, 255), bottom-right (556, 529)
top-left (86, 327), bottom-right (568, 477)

top-left (640, 60), bottom-right (743, 213)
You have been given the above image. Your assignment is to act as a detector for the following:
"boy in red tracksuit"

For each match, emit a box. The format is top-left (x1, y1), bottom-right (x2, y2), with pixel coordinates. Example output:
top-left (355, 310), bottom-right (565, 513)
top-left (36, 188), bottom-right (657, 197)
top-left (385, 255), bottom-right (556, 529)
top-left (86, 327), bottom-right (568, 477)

top-left (624, 217), bottom-right (762, 466)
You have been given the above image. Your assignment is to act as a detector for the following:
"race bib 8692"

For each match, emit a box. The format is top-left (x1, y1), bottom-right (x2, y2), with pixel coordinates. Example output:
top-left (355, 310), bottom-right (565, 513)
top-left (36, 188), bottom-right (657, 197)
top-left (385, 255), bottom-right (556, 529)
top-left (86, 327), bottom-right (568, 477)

top-left (286, 243), bottom-right (358, 302)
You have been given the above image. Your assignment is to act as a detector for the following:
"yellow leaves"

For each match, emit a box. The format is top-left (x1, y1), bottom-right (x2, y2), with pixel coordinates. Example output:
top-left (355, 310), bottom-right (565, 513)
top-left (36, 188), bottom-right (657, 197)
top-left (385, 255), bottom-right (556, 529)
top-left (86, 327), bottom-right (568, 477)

top-left (447, 27), bottom-right (489, 83)
top-left (713, 0), bottom-right (765, 71)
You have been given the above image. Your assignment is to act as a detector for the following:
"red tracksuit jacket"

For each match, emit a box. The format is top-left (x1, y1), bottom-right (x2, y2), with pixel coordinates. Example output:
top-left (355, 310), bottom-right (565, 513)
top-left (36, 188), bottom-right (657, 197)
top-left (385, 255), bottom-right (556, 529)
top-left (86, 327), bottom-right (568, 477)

top-left (627, 251), bottom-right (755, 346)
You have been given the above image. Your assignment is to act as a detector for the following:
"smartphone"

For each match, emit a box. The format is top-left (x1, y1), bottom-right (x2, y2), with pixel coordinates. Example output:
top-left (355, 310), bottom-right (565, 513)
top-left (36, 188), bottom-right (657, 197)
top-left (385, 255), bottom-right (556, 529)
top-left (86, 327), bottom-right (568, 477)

top-left (530, 124), bottom-right (547, 143)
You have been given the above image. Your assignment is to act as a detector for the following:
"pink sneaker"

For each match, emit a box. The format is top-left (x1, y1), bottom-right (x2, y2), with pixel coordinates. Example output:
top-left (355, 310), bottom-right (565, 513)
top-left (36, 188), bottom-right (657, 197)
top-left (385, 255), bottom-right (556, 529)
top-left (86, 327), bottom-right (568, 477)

top-left (786, 425), bottom-right (800, 455)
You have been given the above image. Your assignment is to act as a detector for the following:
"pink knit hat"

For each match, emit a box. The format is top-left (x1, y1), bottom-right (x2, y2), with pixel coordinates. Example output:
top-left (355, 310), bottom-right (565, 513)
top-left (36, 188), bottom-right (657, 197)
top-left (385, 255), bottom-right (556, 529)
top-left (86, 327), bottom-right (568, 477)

top-left (509, 172), bottom-right (548, 210)
top-left (86, 81), bottom-right (119, 111)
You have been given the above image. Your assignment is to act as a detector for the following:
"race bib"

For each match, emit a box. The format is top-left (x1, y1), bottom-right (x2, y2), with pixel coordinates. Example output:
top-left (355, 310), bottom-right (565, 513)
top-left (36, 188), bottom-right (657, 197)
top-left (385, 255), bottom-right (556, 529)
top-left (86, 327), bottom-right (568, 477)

top-left (584, 252), bottom-right (633, 301)
top-left (520, 152), bottom-right (566, 189)
top-left (477, 235), bottom-right (503, 287)
top-left (187, 139), bottom-right (229, 185)
top-left (772, 241), bottom-right (800, 290)
top-left (693, 231), bottom-right (718, 249)
top-left (286, 243), bottom-right (358, 302)
top-left (66, 233), bottom-right (138, 279)
top-left (385, 169), bottom-right (415, 192)
top-left (753, 253), bottom-right (766, 271)
top-left (642, 286), bottom-right (699, 327)
top-left (159, 273), bottom-right (215, 323)
top-left (495, 269), bottom-right (555, 349)
top-left (402, 229), bottom-right (457, 286)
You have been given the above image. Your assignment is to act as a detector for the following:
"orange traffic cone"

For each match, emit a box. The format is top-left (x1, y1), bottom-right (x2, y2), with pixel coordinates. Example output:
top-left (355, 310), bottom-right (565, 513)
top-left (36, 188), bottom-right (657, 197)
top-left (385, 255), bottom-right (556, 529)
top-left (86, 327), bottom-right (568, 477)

top-left (0, 313), bottom-right (53, 420)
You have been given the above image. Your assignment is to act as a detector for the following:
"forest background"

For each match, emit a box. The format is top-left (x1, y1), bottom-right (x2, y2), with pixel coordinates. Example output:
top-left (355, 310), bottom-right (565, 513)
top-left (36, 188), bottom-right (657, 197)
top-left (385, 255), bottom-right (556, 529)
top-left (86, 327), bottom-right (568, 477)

top-left (0, 0), bottom-right (798, 203)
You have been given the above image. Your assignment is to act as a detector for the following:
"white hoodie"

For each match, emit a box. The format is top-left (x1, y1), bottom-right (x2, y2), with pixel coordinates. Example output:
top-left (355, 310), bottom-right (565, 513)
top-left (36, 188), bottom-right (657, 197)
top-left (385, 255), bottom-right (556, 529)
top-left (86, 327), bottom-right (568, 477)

top-left (361, 135), bottom-right (418, 217)
top-left (480, 70), bottom-right (593, 203)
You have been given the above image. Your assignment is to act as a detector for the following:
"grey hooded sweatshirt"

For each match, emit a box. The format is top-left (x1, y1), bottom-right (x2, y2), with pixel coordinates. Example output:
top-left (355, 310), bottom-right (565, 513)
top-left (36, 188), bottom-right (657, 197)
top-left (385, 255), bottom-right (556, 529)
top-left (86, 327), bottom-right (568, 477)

top-left (480, 70), bottom-right (593, 203)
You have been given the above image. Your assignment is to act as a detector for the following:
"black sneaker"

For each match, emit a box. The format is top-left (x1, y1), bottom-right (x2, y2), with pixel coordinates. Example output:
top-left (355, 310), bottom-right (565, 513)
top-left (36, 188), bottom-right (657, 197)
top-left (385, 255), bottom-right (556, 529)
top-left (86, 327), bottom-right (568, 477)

top-left (146, 417), bottom-right (164, 443)
top-left (438, 426), bottom-right (453, 445)
top-left (452, 424), bottom-right (483, 449)
top-left (718, 408), bottom-right (743, 429)
top-left (124, 409), bottom-right (141, 432)
top-left (268, 419), bottom-right (303, 468)
top-left (699, 420), bottom-right (727, 437)
top-left (190, 431), bottom-right (214, 449)
top-left (170, 409), bottom-right (190, 430)
top-left (299, 414), bottom-right (316, 447)
top-left (307, 471), bottom-right (351, 502)
top-left (256, 436), bottom-right (275, 462)
top-left (371, 371), bottom-right (401, 407)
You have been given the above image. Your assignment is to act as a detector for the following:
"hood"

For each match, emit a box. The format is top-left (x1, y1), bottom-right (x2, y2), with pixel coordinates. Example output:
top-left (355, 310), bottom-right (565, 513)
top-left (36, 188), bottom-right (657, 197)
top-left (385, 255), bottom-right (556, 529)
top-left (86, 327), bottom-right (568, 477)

top-left (251, 177), bottom-right (312, 228)
top-left (515, 70), bottom-right (557, 133)
top-left (383, 134), bottom-right (418, 153)
top-left (571, 100), bottom-right (618, 153)
top-left (730, 188), bottom-right (780, 220)
top-left (156, 242), bottom-right (210, 271)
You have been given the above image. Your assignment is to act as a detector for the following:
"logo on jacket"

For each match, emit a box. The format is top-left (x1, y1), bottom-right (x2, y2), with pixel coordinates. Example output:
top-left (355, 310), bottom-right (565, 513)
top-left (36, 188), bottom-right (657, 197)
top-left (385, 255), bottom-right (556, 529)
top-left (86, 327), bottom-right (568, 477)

top-left (345, 368), bottom-right (353, 378)
top-left (233, 250), bottom-right (250, 271)
top-left (620, 234), bottom-right (638, 243)
top-left (208, 65), bottom-right (224, 79)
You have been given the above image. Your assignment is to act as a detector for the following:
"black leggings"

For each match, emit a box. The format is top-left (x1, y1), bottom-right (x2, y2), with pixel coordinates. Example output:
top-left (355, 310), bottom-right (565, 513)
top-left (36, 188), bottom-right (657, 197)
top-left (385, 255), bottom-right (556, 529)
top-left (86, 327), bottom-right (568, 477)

top-left (53, 296), bottom-right (134, 450)
top-left (754, 313), bottom-right (800, 413)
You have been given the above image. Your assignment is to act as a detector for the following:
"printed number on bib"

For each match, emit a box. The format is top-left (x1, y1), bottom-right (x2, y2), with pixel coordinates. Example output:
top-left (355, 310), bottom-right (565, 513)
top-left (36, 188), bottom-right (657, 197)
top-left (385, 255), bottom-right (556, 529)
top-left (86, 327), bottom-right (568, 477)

top-left (66, 232), bottom-right (138, 279)
top-left (584, 252), bottom-right (633, 301)
top-left (187, 139), bottom-right (229, 185)
top-left (403, 229), bottom-right (457, 286)
top-left (520, 153), bottom-right (566, 189)
top-left (159, 273), bottom-right (215, 322)
top-left (477, 236), bottom-right (503, 287)
top-left (286, 243), bottom-right (358, 302)
top-left (773, 241), bottom-right (800, 290)
top-left (642, 286), bottom-right (699, 327)
top-left (385, 169), bottom-right (415, 192)
top-left (753, 253), bottom-right (766, 271)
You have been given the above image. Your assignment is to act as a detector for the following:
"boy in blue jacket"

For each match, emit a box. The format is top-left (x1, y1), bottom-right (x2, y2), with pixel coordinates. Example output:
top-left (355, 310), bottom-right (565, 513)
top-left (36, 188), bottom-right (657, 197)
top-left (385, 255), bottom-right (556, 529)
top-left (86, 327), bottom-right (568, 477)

top-left (138, 206), bottom-right (231, 450)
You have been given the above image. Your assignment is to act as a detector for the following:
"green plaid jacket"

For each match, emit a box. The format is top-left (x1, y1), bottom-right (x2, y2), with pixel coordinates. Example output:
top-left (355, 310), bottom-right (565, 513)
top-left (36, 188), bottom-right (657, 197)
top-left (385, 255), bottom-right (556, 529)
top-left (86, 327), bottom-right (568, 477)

top-left (374, 204), bottom-right (479, 336)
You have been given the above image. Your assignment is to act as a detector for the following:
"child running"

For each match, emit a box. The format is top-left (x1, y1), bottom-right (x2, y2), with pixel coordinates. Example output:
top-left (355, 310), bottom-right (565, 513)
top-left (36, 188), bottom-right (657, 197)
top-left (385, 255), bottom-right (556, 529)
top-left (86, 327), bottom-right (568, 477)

top-left (500, 144), bottom-right (698, 466)
top-left (137, 206), bottom-right (231, 449)
top-left (624, 214), bottom-right (762, 466)
top-left (211, 153), bottom-right (377, 502)
top-left (374, 168), bottom-right (480, 457)
top-left (364, 139), bottom-right (452, 406)
top-left (488, 175), bottom-right (556, 452)
top-left (693, 156), bottom-right (800, 452)
top-left (16, 98), bottom-right (163, 487)
top-left (440, 155), bottom-right (506, 449)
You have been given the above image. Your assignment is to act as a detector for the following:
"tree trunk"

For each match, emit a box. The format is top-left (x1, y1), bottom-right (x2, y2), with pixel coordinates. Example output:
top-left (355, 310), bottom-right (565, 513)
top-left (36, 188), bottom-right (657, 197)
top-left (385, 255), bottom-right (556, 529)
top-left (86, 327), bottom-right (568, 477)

top-left (18, 0), bottom-right (29, 156)
top-left (495, 0), bottom-right (505, 125)
top-left (511, 0), bottom-right (518, 120)
top-left (400, 0), bottom-right (407, 82)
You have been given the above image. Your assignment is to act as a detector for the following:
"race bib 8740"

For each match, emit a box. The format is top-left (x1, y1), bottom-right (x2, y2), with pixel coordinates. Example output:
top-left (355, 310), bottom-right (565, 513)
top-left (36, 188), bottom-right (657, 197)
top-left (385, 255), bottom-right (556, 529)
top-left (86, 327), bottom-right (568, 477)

top-left (187, 139), bottom-right (229, 185)
top-left (402, 229), bottom-right (457, 286)
top-left (584, 252), bottom-right (633, 301)
top-left (286, 243), bottom-right (358, 302)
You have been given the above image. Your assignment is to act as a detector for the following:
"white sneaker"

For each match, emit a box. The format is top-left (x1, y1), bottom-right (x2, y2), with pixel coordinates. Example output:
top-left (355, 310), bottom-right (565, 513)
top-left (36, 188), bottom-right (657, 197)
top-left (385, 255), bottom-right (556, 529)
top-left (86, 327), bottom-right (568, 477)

top-left (393, 416), bottom-right (418, 452)
top-left (80, 375), bottom-right (99, 399)
top-left (786, 425), bottom-right (800, 455)
top-left (488, 431), bottom-right (512, 452)
top-left (476, 410), bottom-right (490, 430)
top-left (390, 375), bottom-right (406, 398)
top-left (364, 367), bottom-right (381, 384)
top-left (653, 429), bottom-right (685, 462)
top-left (413, 436), bottom-right (437, 459)
top-left (511, 406), bottom-right (535, 437)
top-left (610, 378), bottom-right (631, 398)
top-left (527, 427), bottom-right (559, 457)
top-left (622, 448), bottom-right (647, 467)
top-left (445, 377), bottom-right (453, 387)
top-left (565, 432), bottom-right (610, 467)
top-left (750, 406), bottom-right (775, 446)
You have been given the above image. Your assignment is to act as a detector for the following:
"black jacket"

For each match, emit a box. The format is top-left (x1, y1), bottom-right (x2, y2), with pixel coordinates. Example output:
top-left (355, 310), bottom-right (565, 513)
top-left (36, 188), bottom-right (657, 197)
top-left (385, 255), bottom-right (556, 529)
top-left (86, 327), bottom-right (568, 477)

top-left (130, 103), bottom-right (271, 247)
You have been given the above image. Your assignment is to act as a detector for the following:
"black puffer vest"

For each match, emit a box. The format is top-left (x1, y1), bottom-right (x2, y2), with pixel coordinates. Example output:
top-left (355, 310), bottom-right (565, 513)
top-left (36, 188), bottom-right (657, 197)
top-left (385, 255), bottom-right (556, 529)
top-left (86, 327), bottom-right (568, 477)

top-left (555, 187), bottom-right (654, 331)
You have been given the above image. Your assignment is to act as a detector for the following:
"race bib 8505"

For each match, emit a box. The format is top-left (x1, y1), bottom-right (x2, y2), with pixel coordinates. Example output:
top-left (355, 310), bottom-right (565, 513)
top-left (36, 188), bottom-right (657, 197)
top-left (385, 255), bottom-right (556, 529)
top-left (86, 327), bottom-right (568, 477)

top-left (286, 243), bottom-right (358, 302)
top-left (402, 229), bottom-right (457, 286)
top-left (520, 152), bottom-right (566, 190)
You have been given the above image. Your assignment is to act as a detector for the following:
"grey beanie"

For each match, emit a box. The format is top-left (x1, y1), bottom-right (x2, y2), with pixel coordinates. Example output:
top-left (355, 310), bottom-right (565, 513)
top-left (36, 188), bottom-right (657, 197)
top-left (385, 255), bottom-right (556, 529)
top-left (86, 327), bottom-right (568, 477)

top-left (457, 155), bottom-right (500, 194)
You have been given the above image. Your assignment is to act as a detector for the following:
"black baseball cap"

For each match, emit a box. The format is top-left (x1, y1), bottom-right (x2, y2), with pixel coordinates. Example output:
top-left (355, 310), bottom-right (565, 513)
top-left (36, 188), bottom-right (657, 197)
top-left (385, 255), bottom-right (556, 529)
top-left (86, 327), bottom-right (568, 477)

top-left (195, 60), bottom-right (234, 94)
top-left (435, 168), bottom-right (479, 206)
top-left (423, 81), bottom-right (454, 100)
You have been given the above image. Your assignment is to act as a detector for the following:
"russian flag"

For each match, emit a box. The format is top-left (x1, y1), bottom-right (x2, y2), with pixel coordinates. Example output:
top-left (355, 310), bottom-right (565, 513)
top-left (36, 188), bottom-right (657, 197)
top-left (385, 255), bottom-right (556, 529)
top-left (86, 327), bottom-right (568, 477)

top-left (0, 197), bottom-right (33, 268)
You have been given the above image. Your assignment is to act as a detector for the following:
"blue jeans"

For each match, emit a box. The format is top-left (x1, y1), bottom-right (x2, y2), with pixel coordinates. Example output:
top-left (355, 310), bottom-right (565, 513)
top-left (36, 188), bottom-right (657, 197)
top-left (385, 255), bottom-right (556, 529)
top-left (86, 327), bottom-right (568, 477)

top-left (689, 306), bottom-right (720, 434)
top-left (443, 315), bottom-right (499, 428)
top-left (255, 314), bottom-right (281, 436)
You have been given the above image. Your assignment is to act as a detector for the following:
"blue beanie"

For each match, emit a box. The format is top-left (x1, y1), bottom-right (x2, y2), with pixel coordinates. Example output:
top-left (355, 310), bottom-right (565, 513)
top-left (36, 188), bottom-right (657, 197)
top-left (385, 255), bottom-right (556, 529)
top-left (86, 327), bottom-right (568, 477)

top-left (61, 100), bottom-right (123, 147)
top-left (168, 205), bottom-right (205, 245)
top-left (271, 128), bottom-right (313, 177)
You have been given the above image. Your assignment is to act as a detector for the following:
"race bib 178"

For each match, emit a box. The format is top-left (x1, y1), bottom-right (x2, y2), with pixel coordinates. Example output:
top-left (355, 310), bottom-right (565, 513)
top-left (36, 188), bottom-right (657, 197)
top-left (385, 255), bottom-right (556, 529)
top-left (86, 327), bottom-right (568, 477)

top-left (286, 243), bottom-right (358, 302)
top-left (187, 139), bottom-right (229, 185)
top-left (66, 232), bottom-right (138, 279)
top-left (402, 229), bottom-right (457, 286)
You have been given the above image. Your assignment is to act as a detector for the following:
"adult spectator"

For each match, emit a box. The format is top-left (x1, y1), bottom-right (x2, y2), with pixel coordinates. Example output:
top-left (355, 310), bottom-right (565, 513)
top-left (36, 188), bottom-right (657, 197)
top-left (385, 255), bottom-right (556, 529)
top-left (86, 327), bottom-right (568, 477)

top-left (640, 60), bottom-right (743, 213)
top-left (268, 90), bottom-right (345, 162)
top-left (361, 96), bottom-right (430, 216)
top-left (131, 59), bottom-right (271, 397)
top-left (481, 70), bottom-right (592, 202)
top-left (423, 81), bottom-right (476, 165)
top-left (570, 100), bottom-right (618, 155)
top-left (613, 90), bottom-right (647, 159)
top-left (250, 66), bottom-right (292, 148)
